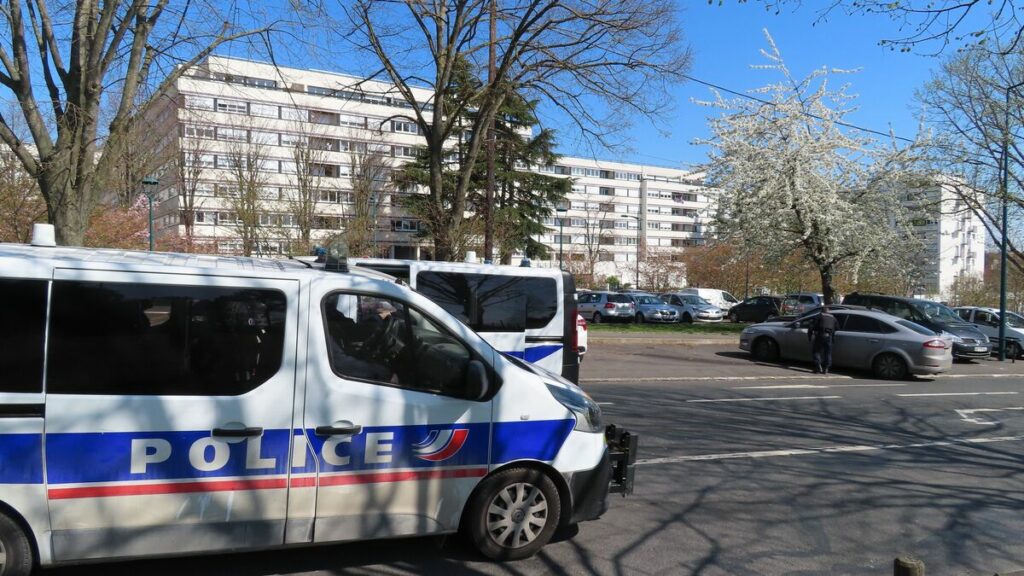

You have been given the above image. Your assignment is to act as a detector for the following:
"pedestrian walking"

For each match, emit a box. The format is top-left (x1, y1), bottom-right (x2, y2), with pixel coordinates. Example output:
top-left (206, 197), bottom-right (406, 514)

top-left (808, 305), bottom-right (838, 374)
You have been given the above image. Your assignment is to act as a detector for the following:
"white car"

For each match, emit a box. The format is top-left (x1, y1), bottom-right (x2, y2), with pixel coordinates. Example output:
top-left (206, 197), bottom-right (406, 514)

top-left (679, 288), bottom-right (740, 311)
top-left (660, 292), bottom-right (724, 323)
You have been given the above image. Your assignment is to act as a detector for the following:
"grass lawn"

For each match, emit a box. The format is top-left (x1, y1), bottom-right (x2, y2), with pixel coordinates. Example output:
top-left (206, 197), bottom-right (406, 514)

top-left (588, 321), bottom-right (747, 334)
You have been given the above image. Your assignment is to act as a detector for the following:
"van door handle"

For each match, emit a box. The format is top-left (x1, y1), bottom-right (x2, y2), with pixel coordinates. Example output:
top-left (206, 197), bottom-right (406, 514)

top-left (212, 426), bottom-right (263, 438)
top-left (315, 424), bottom-right (362, 436)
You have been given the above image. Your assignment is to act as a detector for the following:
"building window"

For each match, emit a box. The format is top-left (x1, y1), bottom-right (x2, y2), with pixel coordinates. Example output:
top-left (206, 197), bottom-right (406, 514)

top-left (599, 187), bottom-right (615, 196)
top-left (216, 99), bottom-right (248, 114)
top-left (392, 120), bottom-right (418, 134)
top-left (217, 127), bottom-right (248, 142)
top-left (184, 95), bottom-right (215, 110)
top-left (392, 219), bottom-right (420, 232)
top-left (183, 124), bottom-right (215, 139)
top-left (309, 110), bottom-right (340, 126)
top-left (250, 103), bottom-right (279, 118)
top-left (281, 107), bottom-right (307, 122)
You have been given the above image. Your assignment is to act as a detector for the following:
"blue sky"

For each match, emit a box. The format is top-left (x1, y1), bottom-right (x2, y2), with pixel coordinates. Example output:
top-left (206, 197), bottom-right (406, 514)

top-left (548, 2), bottom-right (944, 170)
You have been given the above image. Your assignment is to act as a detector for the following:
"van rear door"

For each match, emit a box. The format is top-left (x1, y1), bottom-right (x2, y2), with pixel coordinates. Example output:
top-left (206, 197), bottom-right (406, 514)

top-left (43, 270), bottom-right (300, 562)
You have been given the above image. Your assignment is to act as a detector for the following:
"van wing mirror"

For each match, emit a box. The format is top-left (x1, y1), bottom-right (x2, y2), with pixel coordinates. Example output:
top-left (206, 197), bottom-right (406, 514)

top-left (465, 359), bottom-right (490, 401)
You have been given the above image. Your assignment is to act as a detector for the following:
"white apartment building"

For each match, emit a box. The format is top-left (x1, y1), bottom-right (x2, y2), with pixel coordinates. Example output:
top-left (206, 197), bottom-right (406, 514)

top-left (904, 177), bottom-right (986, 298)
top-left (140, 56), bottom-right (712, 275)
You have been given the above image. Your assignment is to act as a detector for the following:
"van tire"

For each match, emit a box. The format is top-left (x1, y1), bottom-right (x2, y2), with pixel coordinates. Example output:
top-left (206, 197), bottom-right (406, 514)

top-left (1007, 341), bottom-right (1020, 360)
top-left (0, 511), bottom-right (33, 576)
top-left (465, 467), bottom-right (561, 561)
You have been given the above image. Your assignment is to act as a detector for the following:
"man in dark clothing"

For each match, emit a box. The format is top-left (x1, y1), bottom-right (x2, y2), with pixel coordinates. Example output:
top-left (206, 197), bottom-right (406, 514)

top-left (808, 306), bottom-right (838, 374)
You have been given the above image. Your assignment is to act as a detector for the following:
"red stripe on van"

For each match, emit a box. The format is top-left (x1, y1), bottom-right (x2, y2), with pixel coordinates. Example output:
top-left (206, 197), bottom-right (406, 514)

top-left (48, 477), bottom-right (288, 499)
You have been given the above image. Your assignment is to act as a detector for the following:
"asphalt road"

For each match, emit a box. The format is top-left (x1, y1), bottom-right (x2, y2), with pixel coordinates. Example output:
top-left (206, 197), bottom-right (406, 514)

top-left (51, 344), bottom-right (1024, 576)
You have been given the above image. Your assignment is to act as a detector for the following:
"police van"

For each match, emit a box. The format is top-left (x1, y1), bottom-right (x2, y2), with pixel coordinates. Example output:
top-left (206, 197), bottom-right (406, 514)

top-left (0, 231), bottom-right (636, 575)
top-left (348, 258), bottom-right (580, 383)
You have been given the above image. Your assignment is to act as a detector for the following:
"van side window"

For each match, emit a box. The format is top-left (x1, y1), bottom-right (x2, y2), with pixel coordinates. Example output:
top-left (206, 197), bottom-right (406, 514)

top-left (416, 272), bottom-right (559, 332)
top-left (323, 293), bottom-right (473, 397)
top-left (47, 281), bottom-right (286, 395)
top-left (0, 279), bottom-right (47, 393)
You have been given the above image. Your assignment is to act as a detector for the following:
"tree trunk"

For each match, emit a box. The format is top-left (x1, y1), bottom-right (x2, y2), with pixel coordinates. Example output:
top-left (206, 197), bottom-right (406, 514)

top-left (41, 166), bottom-right (91, 247)
top-left (819, 264), bottom-right (836, 305)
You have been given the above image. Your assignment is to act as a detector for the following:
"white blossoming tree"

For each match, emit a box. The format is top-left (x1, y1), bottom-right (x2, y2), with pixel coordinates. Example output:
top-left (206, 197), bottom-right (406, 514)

top-left (697, 31), bottom-right (924, 304)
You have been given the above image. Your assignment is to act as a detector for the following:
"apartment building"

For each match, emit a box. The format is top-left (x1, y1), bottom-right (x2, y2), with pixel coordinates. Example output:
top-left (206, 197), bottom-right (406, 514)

top-left (141, 56), bottom-right (713, 272)
top-left (904, 177), bottom-right (986, 298)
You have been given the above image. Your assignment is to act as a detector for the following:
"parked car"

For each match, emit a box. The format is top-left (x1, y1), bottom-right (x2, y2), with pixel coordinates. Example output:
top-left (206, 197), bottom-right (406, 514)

top-left (780, 292), bottom-right (825, 316)
top-left (577, 291), bottom-right (636, 323)
top-left (766, 304), bottom-right (864, 323)
top-left (842, 292), bottom-right (991, 360)
top-left (726, 295), bottom-right (783, 323)
top-left (953, 306), bottom-right (1024, 358)
top-left (576, 313), bottom-right (589, 360)
top-left (629, 293), bottom-right (680, 323)
top-left (680, 288), bottom-right (740, 311)
top-left (659, 292), bottom-right (724, 323)
top-left (739, 308), bottom-right (953, 379)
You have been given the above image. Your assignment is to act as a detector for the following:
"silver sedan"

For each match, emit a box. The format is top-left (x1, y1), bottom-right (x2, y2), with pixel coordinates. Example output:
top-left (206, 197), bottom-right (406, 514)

top-left (738, 309), bottom-right (953, 379)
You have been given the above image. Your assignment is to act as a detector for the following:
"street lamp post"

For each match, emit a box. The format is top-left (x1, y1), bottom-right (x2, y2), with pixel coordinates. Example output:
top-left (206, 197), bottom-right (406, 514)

top-left (620, 214), bottom-right (640, 289)
top-left (556, 206), bottom-right (568, 270)
top-left (142, 177), bottom-right (159, 251)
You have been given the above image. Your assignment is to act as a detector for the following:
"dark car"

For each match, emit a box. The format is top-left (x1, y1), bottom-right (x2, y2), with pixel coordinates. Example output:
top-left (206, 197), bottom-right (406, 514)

top-left (842, 292), bottom-right (991, 360)
top-left (726, 295), bottom-right (783, 323)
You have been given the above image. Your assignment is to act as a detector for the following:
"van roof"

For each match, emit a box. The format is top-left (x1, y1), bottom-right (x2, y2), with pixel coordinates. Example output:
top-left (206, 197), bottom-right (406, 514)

top-left (0, 243), bottom-right (389, 281)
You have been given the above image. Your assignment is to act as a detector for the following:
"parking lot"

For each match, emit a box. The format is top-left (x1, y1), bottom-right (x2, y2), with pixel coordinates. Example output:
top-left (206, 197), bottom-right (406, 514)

top-left (52, 340), bottom-right (1024, 575)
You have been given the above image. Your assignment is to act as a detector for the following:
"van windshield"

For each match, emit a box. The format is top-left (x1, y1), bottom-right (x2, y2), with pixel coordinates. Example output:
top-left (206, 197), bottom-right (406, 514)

top-left (913, 300), bottom-right (963, 323)
top-left (1006, 312), bottom-right (1024, 328)
top-left (723, 292), bottom-right (738, 303)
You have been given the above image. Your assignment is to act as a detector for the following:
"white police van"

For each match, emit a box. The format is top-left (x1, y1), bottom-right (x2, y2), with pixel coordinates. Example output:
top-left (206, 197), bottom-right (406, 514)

top-left (0, 234), bottom-right (636, 575)
top-left (348, 259), bottom-right (581, 384)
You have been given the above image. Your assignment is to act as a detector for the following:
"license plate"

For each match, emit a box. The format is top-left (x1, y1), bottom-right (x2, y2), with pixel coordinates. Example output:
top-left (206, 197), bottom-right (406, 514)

top-left (975, 346), bottom-right (986, 352)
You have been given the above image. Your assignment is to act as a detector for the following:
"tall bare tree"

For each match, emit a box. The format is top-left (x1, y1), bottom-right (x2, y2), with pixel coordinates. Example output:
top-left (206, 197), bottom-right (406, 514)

top-left (0, 1), bottom-right (279, 245)
top-left (563, 206), bottom-right (612, 287)
top-left (345, 0), bottom-right (690, 260)
top-left (222, 127), bottom-right (273, 257)
top-left (287, 134), bottom-right (327, 255)
top-left (174, 132), bottom-right (212, 251)
top-left (347, 145), bottom-right (391, 257)
top-left (918, 45), bottom-right (1024, 273)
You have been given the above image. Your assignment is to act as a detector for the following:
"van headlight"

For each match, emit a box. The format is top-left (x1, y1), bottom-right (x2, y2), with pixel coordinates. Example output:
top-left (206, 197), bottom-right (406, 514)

top-left (546, 384), bottom-right (604, 433)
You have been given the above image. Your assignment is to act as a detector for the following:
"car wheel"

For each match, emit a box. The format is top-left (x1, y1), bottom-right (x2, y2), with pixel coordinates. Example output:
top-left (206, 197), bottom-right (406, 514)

top-left (752, 337), bottom-right (779, 362)
top-left (873, 353), bottom-right (908, 380)
top-left (592, 313), bottom-right (602, 324)
top-left (682, 313), bottom-right (693, 324)
top-left (728, 311), bottom-right (738, 323)
top-left (464, 467), bottom-right (561, 561)
top-left (1007, 342), bottom-right (1020, 359)
top-left (635, 313), bottom-right (644, 324)
top-left (0, 511), bottom-right (33, 576)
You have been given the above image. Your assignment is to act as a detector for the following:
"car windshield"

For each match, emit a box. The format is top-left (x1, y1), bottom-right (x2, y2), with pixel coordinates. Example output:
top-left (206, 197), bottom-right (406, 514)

top-left (1006, 312), bottom-right (1024, 328)
top-left (637, 296), bottom-right (660, 305)
top-left (696, 297), bottom-right (713, 306)
top-left (896, 319), bottom-right (936, 336)
top-left (913, 300), bottom-right (962, 323)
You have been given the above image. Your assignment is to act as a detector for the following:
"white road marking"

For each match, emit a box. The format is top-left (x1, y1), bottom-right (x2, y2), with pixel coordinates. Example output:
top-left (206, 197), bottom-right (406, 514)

top-left (731, 383), bottom-right (907, 390)
top-left (934, 373), bottom-right (1024, 379)
top-left (955, 407), bottom-right (1024, 425)
top-left (583, 375), bottom-right (852, 383)
top-left (732, 384), bottom-right (826, 390)
top-left (686, 395), bottom-right (842, 403)
top-left (636, 434), bottom-right (1024, 465)
top-left (896, 392), bottom-right (1019, 397)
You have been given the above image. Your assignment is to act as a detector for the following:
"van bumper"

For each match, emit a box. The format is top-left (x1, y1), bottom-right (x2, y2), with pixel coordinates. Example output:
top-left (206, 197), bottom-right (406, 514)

top-left (564, 425), bottom-right (638, 524)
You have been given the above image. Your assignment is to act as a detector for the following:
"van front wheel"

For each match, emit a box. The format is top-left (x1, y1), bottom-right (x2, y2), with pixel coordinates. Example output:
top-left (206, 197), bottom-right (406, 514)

top-left (0, 512), bottom-right (33, 576)
top-left (465, 467), bottom-right (561, 561)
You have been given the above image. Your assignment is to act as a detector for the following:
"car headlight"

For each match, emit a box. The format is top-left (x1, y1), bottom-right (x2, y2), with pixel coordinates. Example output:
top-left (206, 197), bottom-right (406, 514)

top-left (943, 331), bottom-right (963, 343)
top-left (546, 383), bottom-right (603, 433)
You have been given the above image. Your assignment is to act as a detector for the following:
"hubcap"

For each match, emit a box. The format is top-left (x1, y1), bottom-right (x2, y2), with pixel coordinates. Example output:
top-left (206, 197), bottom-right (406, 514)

top-left (879, 357), bottom-right (901, 377)
top-left (0, 537), bottom-right (7, 573)
top-left (486, 482), bottom-right (548, 549)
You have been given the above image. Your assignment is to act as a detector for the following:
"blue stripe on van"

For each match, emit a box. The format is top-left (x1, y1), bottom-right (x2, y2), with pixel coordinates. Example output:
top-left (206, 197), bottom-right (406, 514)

top-left (1, 419), bottom-right (576, 485)
top-left (503, 344), bottom-right (562, 363)
top-left (0, 433), bottom-right (43, 484)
